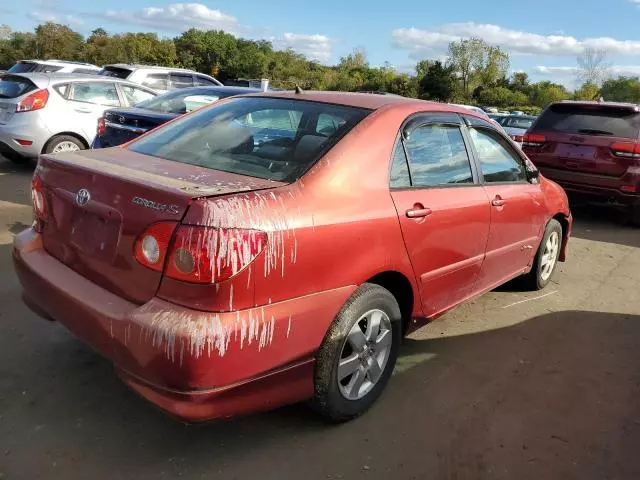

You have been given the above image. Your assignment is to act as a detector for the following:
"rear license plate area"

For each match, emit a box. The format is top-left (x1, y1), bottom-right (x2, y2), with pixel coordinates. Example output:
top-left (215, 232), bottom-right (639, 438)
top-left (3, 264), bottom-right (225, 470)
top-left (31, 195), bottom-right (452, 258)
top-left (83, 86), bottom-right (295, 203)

top-left (69, 210), bottom-right (121, 260)
top-left (556, 144), bottom-right (596, 160)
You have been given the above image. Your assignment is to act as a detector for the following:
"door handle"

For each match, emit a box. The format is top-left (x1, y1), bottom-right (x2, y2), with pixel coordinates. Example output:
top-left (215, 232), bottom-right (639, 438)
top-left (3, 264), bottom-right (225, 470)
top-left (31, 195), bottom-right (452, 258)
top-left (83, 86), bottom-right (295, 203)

top-left (491, 196), bottom-right (505, 207)
top-left (75, 107), bottom-right (92, 113)
top-left (406, 204), bottom-right (432, 218)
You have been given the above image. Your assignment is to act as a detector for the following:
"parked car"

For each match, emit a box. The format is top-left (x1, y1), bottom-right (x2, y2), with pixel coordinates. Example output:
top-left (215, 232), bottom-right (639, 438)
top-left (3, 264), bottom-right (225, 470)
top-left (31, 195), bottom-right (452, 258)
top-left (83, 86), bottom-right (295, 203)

top-left (93, 86), bottom-right (261, 148)
top-left (497, 114), bottom-right (537, 144)
top-left (523, 100), bottom-right (640, 225)
top-left (7, 59), bottom-right (100, 75)
top-left (14, 92), bottom-right (571, 423)
top-left (450, 103), bottom-right (508, 132)
top-left (0, 72), bottom-right (157, 162)
top-left (99, 64), bottom-right (222, 93)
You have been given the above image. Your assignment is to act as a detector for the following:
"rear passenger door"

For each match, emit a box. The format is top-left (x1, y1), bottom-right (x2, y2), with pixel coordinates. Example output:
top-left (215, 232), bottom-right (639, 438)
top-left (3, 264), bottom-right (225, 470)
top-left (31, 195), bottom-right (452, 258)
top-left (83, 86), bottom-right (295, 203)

top-left (463, 115), bottom-right (547, 288)
top-left (390, 113), bottom-right (491, 318)
top-left (66, 81), bottom-right (121, 142)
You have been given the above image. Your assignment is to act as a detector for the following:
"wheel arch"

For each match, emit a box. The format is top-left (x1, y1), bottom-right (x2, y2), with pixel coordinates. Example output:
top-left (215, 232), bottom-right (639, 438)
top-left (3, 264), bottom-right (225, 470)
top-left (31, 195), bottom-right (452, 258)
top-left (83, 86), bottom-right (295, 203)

top-left (365, 270), bottom-right (417, 335)
top-left (42, 132), bottom-right (90, 154)
top-left (551, 212), bottom-right (570, 262)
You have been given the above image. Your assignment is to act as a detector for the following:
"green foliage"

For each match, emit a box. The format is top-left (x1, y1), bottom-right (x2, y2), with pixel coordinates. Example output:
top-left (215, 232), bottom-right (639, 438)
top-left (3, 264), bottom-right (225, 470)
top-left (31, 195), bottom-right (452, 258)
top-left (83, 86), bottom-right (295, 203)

top-left (34, 22), bottom-right (84, 60)
top-left (530, 81), bottom-right (570, 108)
top-left (600, 76), bottom-right (640, 103)
top-left (478, 87), bottom-right (527, 108)
top-left (418, 61), bottom-right (455, 101)
top-left (447, 38), bottom-right (509, 98)
top-left (573, 82), bottom-right (600, 101)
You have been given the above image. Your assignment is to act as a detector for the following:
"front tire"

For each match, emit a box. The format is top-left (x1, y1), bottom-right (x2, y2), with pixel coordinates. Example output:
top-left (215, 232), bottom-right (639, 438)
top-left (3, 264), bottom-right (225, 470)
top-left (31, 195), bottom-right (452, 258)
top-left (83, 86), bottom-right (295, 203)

top-left (524, 219), bottom-right (563, 290)
top-left (310, 283), bottom-right (401, 422)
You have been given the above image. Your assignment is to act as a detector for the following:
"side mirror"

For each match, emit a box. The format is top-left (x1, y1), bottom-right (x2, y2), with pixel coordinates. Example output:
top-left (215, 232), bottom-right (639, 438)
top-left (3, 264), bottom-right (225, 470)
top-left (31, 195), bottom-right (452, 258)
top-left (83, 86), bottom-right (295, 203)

top-left (525, 162), bottom-right (540, 183)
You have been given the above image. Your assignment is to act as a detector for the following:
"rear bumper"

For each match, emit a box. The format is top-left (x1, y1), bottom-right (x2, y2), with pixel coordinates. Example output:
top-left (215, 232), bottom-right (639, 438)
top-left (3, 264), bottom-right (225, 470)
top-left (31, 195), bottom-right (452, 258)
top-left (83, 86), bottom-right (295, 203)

top-left (13, 228), bottom-right (354, 422)
top-left (0, 113), bottom-right (51, 158)
top-left (539, 166), bottom-right (640, 205)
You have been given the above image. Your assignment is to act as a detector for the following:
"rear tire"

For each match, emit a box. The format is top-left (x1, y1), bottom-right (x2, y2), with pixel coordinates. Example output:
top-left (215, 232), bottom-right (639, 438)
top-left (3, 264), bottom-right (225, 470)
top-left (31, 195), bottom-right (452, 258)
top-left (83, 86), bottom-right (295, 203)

top-left (310, 283), bottom-right (401, 423)
top-left (523, 219), bottom-right (563, 290)
top-left (44, 135), bottom-right (84, 154)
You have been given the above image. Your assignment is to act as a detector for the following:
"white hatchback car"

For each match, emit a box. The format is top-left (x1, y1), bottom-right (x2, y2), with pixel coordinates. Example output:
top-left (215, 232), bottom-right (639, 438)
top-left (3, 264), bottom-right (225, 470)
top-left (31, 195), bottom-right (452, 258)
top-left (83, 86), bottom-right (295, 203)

top-left (0, 72), bottom-right (157, 161)
top-left (98, 64), bottom-right (222, 93)
top-left (7, 59), bottom-right (101, 75)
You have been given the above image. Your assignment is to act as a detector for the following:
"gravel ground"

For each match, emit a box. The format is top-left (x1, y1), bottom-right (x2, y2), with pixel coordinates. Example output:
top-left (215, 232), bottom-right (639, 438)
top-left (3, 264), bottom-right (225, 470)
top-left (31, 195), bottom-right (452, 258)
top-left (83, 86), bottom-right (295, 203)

top-left (0, 156), bottom-right (639, 480)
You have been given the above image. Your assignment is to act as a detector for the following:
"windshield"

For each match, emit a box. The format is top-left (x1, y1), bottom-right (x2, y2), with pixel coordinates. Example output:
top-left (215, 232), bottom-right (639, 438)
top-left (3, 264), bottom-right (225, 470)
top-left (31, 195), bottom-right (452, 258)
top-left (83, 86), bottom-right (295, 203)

top-left (0, 76), bottom-right (37, 99)
top-left (129, 97), bottom-right (371, 182)
top-left (533, 104), bottom-right (640, 139)
top-left (135, 89), bottom-right (233, 114)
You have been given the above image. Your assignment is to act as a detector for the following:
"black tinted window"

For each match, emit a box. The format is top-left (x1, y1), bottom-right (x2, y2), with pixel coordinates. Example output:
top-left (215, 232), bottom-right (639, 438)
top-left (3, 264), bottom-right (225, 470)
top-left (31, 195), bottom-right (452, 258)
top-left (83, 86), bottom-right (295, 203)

top-left (404, 124), bottom-right (473, 187)
top-left (469, 128), bottom-right (526, 183)
top-left (0, 76), bottom-right (37, 98)
top-left (170, 73), bottom-right (194, 89)
top-left (195, 75), bottom-right (217, 86)
top-left (99, 67), bottom-right (132, 79)
top-left (390, 142), bottom-right (411, 188)
top-left (142, 74), bottom-right (169, 90)
top-left (129, 97), bottom-right (370, 182)
top-left (534, 104), bottom-right (640, 139)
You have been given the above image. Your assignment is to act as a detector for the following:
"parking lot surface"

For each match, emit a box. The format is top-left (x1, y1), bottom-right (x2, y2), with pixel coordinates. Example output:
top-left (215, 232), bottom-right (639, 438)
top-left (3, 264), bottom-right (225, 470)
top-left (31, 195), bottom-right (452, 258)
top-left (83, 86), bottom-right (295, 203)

top-left (0, 156), bottom-right (639, 480)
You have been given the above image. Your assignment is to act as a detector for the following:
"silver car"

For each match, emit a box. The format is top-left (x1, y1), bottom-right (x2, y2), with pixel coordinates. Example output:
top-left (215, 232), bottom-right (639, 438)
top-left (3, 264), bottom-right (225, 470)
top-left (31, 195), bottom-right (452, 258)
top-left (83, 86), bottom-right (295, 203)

top-left (0, 72), bottom-right (157, 161)
top-left (98, 64), bottom-right (223, 93)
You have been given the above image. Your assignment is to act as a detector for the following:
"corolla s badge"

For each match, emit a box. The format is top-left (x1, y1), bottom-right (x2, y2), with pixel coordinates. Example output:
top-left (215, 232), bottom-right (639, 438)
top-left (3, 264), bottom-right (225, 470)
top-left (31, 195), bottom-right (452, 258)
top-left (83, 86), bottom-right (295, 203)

top-left (75, 188), bottom-right (91, 206)
top-left (132, 196), bottom-right (180, 215)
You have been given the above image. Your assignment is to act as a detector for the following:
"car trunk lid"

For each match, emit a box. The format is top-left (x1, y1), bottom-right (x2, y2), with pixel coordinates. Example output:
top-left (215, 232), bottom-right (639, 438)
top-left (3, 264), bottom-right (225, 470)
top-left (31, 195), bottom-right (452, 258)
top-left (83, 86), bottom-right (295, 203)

top-left (525, 102), bottom-right (640, 177)
top-left (36, 148), bottom-right (283, 304)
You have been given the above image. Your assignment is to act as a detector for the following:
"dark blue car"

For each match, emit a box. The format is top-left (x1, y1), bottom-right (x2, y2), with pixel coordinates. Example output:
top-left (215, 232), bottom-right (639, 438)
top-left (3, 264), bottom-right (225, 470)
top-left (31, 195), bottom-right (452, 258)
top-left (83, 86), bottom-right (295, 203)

top-left (93, 86), bottom-right (262, 148)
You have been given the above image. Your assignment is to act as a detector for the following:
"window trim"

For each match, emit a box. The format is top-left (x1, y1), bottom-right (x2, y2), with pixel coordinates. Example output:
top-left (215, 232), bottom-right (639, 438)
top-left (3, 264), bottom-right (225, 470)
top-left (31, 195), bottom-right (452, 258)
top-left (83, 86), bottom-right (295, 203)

top-left (389, 111), bottom-right (481, 191)
top-left (463, 123), bottom-right (530, 185)
top-left (68, 81), bottom-right (121, 107)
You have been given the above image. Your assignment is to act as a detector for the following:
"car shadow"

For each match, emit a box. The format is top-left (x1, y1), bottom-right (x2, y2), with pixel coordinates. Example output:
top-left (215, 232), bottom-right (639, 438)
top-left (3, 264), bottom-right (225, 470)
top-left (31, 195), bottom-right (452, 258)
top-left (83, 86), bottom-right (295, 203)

top-left (0, 156), bottom-right (34, 206)
top-left (2, 295), bottom-right (640, 479)
top-left (569, 198), bottom-right (639, 249)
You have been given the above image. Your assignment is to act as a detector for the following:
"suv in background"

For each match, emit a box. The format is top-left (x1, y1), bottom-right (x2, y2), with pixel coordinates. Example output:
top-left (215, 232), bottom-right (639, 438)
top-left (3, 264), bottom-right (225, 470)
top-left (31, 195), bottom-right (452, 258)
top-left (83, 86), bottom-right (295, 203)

top-left (0, 72), bottom-right (157, 161)
top-left (7, 60), bottom-right (100, 75)
top-left (523, 101), bottom-right (640, 224)
top-left (99, 64), bottom-right (222, 93)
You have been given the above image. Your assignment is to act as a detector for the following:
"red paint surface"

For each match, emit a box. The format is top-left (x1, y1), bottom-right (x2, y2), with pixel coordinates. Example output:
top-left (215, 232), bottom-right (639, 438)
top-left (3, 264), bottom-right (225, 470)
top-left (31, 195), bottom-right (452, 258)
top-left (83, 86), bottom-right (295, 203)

top-left (14, 93), bottom-right (572, 421)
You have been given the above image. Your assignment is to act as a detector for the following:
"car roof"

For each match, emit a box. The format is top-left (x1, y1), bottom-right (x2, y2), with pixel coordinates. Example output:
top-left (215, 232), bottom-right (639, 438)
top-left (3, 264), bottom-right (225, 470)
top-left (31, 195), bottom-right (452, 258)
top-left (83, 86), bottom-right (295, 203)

top-left (249, 90), bottom-right (440, 111)
top-left (169, 85), bottom-right (263, 95)
top-left (554, 100), bottom-right (640, 111)
top-left (103, 64), bottom-right (198, 73)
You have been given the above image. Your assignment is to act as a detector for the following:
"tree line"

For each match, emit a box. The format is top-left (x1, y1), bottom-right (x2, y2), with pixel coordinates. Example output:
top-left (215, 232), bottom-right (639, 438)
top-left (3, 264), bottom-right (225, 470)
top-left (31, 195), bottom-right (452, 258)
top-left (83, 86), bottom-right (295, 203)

top-left (1, 22), bottom-right (639, 111)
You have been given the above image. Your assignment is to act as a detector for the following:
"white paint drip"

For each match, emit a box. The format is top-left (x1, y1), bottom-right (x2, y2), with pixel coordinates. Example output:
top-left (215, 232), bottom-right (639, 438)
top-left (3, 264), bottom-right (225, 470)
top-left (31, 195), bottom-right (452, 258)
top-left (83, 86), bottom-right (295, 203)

top-left (287, 315), bottom-right (292, 338)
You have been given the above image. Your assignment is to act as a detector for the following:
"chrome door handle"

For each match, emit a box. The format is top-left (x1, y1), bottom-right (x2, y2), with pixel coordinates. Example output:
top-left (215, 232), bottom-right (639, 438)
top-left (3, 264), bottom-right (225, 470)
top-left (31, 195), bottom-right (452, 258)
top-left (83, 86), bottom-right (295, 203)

top-left (491, 196), bottom-right (505, 207)
top-left (75, 107), bottom-right (92, 113)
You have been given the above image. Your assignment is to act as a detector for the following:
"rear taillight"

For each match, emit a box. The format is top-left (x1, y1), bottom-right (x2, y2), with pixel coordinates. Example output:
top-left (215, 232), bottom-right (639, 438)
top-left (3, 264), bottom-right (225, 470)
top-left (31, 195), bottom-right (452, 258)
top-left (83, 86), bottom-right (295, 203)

top-left (134, 224), bottom-right (267, 284)
top-left (513, 135), bottom-right (524, 143)
top-left (134, 222), bottom-right (177, 272)
top-left (16, 89), bottom-right (49, 113)
top-left (523, 133), bottom-right (545, 147)
top-left (610, 142), bottom-right (640, 159)
top-left (166, 226), bottom-right (267, 284)
top-left (31, 174), bottom-right (47, 231)
top-left (97, 117), bottom-right (106, 137)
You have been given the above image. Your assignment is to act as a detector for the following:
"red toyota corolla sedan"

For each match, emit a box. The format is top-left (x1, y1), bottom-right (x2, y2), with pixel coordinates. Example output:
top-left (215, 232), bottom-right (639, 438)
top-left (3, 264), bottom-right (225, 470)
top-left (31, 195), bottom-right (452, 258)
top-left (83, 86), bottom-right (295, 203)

top-left (13, 92), bottom-right (571, 423)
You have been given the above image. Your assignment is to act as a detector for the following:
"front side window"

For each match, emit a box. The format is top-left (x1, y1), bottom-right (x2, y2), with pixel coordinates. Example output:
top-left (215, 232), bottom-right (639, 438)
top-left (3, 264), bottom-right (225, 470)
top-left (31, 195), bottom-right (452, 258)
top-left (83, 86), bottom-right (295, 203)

top-left (69, 82), bottom-right (120, 107)
top-left (121, 85), bottom-right (156, 106)
top-left (403, 124), bottom-right (474, 187)
top-left (129, 97), bottom-right (370, 182)
top-left (469, 128), bottom-right (527, 183)
top-left (195, 75), bottom-right (217, 86)
top-left (169, 73), bottom-right (195, 89)
top-left (390, 142), bottom-right (411, 188)
top-left (141, 73), bottom-right (169, 90)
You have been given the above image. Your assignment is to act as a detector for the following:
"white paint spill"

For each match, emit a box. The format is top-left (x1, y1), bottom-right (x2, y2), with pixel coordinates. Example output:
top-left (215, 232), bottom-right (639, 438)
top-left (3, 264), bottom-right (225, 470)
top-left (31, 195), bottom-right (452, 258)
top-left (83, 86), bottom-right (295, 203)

top-left (502, 290), bottom-right (558, 309)
top-left (287, 315), bottom-right (292, 338)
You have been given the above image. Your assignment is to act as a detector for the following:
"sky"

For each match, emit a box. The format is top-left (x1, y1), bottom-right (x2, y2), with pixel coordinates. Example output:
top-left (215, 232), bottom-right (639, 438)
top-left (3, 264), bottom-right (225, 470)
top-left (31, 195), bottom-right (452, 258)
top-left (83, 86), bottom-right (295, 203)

top-left (5, 0), bottom-right (640, 87)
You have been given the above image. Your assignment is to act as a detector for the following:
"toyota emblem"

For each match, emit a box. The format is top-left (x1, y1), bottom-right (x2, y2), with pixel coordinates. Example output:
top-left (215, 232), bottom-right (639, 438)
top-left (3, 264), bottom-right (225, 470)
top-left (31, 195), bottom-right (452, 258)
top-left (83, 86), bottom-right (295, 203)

top-left (75, 188), bottom-right (91, 206)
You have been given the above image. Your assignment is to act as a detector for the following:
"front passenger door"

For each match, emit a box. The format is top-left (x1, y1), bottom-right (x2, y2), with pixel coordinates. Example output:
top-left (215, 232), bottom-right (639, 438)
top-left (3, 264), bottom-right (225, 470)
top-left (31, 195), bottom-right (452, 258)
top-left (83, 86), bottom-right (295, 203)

top-left (390, 115), bottom-right (491, 318)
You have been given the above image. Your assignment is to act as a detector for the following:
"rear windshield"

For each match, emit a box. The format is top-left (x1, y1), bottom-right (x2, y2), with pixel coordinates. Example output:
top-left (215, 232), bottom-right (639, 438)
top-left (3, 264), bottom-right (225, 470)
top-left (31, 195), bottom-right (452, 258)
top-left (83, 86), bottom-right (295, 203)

top-left (135, 88), bottom-right (235, 113)
top-left (8, 62), bottom-right (62, 74)
top-left (129, 97), bottom-right (371, 182)
top-left (99, 66), bottom-right (132, 79)
top-left (533, 104), bottom-right (640, 139)
top-left (0, 76), bottom-right (37, 99)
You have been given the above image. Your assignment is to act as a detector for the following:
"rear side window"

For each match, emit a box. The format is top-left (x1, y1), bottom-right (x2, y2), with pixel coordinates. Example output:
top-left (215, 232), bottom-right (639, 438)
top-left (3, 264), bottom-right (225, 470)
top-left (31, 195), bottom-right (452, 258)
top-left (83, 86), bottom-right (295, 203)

top-left (69, 82), bottom-right (120, 107)
top-left (195, 75), bottom-right (217, 86)
top-left (533, 104), bottom-right (640, 139)
top-left (121, 85), bottom-right (155, 106)
top-left (403, 124), bottom-right (474, 187)
top-left (129, 97), bottom-right (370, 182)
top-left (0, 76), bottom-right (37, 99)
top-left (54, 83), bottom-right (70, 98)
top-left (169, 73), bottom-right (194, 89)
top-left (469, 128), bottom-right (526, 183)
top-left (8, 62), bottom-right (38, 73)
top-left (142, 73), bottom-right (169, 90)
top-left (99, 67), bottom-right (132, 79)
